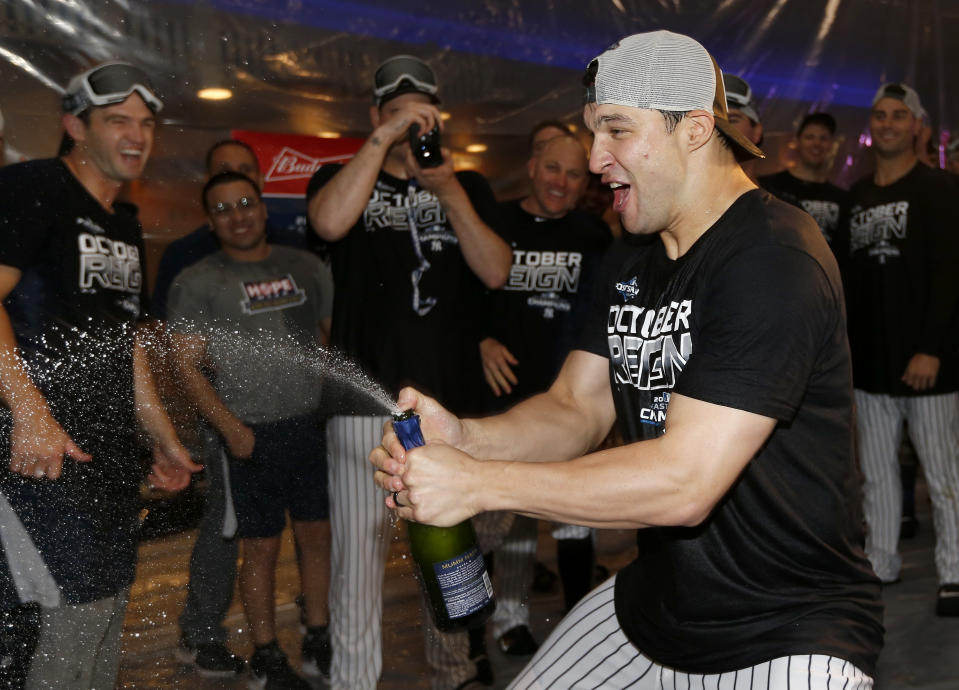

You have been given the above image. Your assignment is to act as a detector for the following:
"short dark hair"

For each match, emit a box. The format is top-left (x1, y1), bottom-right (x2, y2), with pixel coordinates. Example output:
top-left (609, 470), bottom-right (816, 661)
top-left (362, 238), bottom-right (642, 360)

top-left (204, 139), bottom-right (258, 175)
top-left (654, 110), bottom-right (734, 151)
top-left (657, 110), bottom-right (689, 134)
top-left (528, 120), bottom-right (572, 151)
top-left (797, 112), bottom-right (837, 137)
top-left (201, 171), bottom-right (261, 211)
top-left (57, 110), bottom-right (91, 157)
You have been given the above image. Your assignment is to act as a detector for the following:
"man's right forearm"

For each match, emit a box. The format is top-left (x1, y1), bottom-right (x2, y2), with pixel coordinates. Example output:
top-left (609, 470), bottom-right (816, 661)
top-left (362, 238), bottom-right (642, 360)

top-left (308, 134), bottom-right (392, 240)
top-left (0, 305), bottom-right (49, 420)
top-left (462, 352), bottom-right (616, 464)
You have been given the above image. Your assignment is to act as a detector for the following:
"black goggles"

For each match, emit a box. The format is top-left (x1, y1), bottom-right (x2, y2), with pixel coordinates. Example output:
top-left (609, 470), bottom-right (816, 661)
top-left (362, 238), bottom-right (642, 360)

top-left (63, 63), bottom-right (163, 116)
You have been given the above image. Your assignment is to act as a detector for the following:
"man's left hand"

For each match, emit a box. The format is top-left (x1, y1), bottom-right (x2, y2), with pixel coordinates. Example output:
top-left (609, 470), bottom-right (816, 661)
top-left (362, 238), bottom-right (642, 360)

top-left (902, 353), bottom-right (940, 391)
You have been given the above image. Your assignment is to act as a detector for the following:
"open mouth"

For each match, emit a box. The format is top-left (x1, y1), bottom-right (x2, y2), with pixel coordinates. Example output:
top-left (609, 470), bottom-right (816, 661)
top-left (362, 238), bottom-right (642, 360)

top-left (120, 148), bottom-right (143, 165)
top-left (610, 182), bottom-right (630, 213)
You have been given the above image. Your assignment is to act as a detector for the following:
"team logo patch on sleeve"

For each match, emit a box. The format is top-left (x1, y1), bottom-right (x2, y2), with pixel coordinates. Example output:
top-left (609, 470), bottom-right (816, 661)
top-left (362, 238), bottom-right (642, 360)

top-left (240, 275), bottom-right (307, 314)
top-left (615, 276), bottom-right (639, 302)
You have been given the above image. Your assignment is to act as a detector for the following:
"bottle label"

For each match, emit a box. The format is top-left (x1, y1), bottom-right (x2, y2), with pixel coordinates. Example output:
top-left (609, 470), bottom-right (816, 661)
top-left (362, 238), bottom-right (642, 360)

top-left (432, 545), bottom-right (494, 619)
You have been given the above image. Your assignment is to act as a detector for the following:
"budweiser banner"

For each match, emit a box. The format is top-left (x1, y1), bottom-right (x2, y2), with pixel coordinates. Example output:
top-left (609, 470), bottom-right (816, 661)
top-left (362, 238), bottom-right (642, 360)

top-left (231, 130), bottom-right (364, 251)
top-left (232, 130), bottom-right (364, 197)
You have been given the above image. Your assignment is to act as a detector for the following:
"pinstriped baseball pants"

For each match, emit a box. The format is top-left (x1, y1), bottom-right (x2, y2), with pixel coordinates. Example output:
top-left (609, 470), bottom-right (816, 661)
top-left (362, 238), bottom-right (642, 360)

top-left (327, 415), bottom-right (392, 690)
top-left (327, 415), bottom-right (482, 690)
top-left (855, 390), bottom-right (959, 584)
top-left (508, 576), bottom-right (873, 690)
top-left (485, 517), bottom-right (593, 638)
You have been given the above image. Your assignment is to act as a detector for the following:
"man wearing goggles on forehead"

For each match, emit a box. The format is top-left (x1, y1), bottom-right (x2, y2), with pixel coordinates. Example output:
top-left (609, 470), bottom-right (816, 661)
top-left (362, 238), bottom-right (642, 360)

top-left (0, 62), bottom-right (199, 689)
top-left (307, 53), bottom-right (511, 690)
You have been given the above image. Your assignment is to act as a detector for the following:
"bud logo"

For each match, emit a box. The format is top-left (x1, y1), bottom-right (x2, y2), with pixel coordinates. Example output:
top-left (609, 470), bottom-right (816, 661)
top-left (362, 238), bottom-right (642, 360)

top-left (265, 147), bottom-right (352, 183)
top-left (240, 275), bottom-right (307, 314)
top-left (615, 276), bottom-right (639, 302)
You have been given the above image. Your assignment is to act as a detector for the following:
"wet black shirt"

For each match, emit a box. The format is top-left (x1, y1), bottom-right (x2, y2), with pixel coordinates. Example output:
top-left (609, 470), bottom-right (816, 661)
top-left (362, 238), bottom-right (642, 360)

top-left (0, 158), bottom-right (149, 608)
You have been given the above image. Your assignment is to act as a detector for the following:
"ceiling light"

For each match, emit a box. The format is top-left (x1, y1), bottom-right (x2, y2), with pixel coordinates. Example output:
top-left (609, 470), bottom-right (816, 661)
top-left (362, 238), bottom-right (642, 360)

top-left (197, 87), bottom-right (233, 100)
top-left (465, 143), bottom-right (487, 153)
top-left (441, 112), bottom-right (452, 121)
top-left (317, 131), bottom-right (341, 138)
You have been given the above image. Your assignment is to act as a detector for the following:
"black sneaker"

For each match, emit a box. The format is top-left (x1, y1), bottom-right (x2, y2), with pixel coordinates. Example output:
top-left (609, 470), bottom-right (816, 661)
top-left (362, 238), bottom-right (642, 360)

top-left (497, 625), bottom-right (539, 657)
top-left (301, 624), bottom-right (331, 680)
top-left (248, 641), bottom-right (311, 690)
top-left (936, 584), bottom-right (959, 617)
top-left (175, 638), bottom-right (245, 677)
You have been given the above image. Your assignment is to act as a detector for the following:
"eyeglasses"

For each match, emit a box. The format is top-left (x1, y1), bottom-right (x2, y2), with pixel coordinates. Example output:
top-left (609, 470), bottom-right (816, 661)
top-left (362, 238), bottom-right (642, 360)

top-left (208, 196), bottom-right (260, 217)
top-left (63, 62), bottom-right (163, 116)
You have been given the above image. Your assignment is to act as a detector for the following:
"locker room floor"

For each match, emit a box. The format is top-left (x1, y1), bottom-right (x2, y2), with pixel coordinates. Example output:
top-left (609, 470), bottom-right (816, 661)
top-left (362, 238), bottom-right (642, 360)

top-left (116, 476), bottom-right (956, 689)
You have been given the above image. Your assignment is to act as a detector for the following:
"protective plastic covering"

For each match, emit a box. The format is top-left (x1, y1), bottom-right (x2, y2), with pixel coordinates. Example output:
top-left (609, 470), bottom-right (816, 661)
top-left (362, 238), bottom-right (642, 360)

top-left (2, 0), bottom-right (956, 194)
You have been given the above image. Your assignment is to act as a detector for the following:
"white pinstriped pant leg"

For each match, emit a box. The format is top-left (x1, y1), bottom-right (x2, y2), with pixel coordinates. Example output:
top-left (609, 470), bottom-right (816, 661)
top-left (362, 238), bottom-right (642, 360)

top-left (507, 575), bottom-right (873, 690)
top-left (423, 511), bottom-right (514, 689)
top-left (855, 389), bottom-right (905, 582)
top-left (327, 415), bottom-right (392, 690)
top-left (905, 393), bottom-right (959, 584)
top-left (490, 515), bottom-right (539, 639)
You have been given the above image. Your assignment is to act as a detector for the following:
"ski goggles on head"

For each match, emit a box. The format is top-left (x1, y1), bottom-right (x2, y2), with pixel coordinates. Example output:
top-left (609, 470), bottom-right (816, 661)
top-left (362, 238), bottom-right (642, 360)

top-left (372, 55), bottom-right (439, 105)
top-left (62, 62), bottom-right (163, 116)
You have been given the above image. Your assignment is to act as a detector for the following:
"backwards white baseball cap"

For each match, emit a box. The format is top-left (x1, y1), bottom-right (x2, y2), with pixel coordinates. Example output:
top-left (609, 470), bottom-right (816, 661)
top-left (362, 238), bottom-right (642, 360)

top-left (583, 30), bottom-right (764, 159)
top-left (872, 82), bottom-right (923, 119)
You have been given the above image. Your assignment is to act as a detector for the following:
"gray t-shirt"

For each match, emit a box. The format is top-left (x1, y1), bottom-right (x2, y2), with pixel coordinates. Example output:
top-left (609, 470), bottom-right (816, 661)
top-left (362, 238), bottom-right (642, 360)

top-left (168, 245), bottom-right (333, 423)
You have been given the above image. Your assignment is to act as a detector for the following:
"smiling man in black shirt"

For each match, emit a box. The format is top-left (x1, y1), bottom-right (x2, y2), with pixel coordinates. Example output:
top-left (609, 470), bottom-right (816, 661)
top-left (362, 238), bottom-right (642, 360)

top-left (760, 112), bottom-right (848, 249)
top-left (372, 31), bottom-right (883, 689)
top-left (0, 62), bottom-right (198, 689)
top-left (843, 82), bottom-right (959, 615)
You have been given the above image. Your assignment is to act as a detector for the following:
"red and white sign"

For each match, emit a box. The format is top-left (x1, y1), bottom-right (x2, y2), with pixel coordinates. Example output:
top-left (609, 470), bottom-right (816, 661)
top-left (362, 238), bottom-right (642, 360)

top-left (232, 130), bottom-right (364, 198)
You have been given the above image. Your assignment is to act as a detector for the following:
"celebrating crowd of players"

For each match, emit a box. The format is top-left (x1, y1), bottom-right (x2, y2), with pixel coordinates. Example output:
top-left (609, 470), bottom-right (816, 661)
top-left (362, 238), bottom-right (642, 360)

top-left (1, 28), bottom-right (959, 690)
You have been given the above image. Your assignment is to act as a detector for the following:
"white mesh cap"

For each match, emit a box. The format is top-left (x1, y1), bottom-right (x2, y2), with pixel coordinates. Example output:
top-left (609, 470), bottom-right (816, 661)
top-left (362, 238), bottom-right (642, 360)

top-left (588, 31), bottom-right (715, 112)
top-left (585, 31), bottom-right (764, 159)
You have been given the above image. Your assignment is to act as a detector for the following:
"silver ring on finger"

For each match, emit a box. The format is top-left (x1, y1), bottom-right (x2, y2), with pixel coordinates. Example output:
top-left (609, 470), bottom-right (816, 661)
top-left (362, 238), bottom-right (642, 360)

top-left (392, 491), bottom-right (404, 507)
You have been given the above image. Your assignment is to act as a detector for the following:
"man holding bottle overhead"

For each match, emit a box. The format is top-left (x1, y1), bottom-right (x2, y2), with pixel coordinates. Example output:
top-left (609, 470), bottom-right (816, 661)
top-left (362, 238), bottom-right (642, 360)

top-left (306, 54), bottom-right (511, 690)
top-left (372, 31), bottom-right (884, 689)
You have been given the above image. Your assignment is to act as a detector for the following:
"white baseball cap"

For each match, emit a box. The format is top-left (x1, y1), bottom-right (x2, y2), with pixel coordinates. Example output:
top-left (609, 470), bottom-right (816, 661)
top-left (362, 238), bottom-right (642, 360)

top-left (583, 30), bottom-right (764, 159)
top-left (872, 82), bottom-right (923, 118)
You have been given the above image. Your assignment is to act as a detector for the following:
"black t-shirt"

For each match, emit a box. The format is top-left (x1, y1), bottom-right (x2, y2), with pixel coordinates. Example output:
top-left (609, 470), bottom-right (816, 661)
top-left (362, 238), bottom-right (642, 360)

top-left (0, 158), bottom-right (149, 607)
top-left (307, 165), bottom-right (498, 415)
top-left (844, 163), bottom-right (959, 395)
top-left (484, 201), bottom-right (611, 408)
top-left (759, 170), bottom-right (848, 248)
top-left (579, 190), bottom-right (883, 674)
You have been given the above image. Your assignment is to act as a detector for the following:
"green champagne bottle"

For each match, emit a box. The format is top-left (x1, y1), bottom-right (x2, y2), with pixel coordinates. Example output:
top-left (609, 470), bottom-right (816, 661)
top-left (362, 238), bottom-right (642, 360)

top-left (392, 410), bottom-right (495, 632)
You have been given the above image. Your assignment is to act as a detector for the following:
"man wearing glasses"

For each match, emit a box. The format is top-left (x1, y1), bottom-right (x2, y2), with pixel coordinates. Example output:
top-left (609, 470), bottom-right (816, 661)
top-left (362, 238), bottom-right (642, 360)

top-left (0, 62), bottom-right (199, 688)
top-left (168, 171), bottom-right (334, 689)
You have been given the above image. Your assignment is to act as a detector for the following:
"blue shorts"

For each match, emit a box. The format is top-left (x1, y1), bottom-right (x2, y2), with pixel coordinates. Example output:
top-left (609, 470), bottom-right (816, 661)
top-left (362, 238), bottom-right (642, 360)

top-left (228, 414), bottom-right (329, 539)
